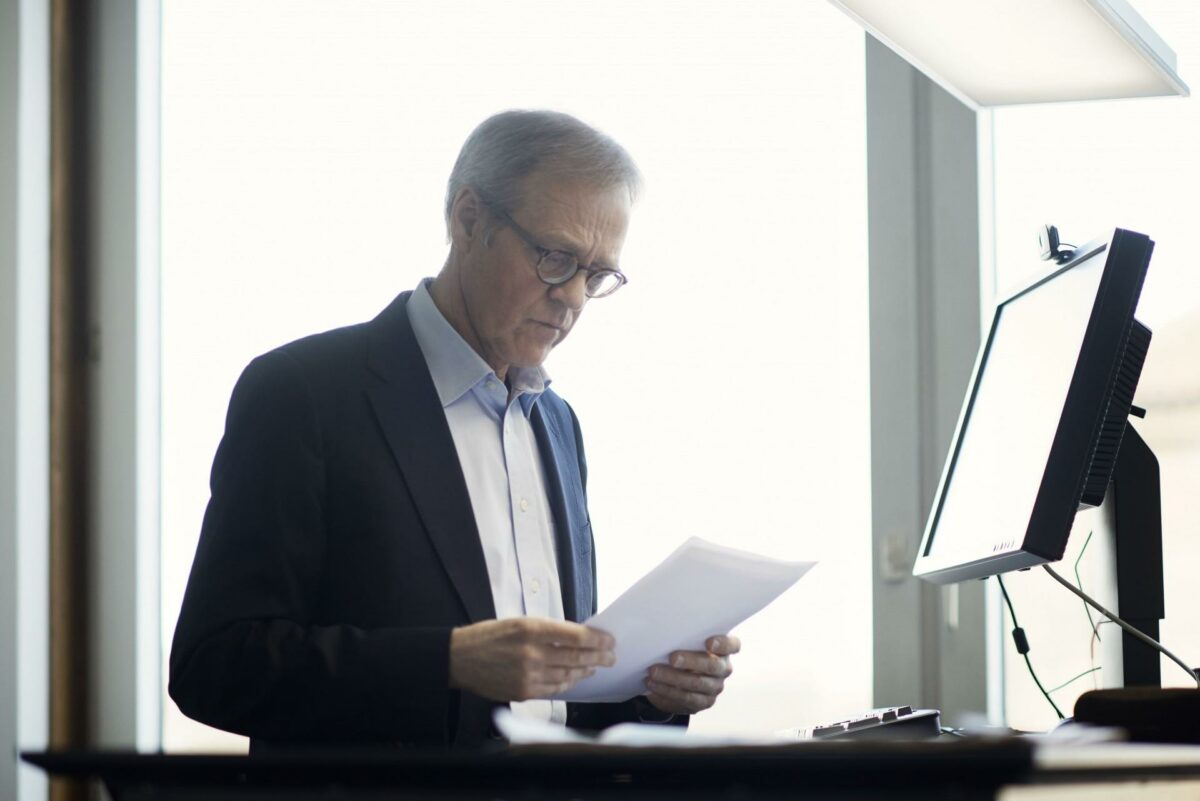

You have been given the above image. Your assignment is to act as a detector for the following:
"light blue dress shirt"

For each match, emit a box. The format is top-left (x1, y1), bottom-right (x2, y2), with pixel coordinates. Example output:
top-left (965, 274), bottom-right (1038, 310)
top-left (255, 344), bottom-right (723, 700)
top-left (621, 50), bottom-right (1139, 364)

top-left (407, 279), bottom-right (567, 724)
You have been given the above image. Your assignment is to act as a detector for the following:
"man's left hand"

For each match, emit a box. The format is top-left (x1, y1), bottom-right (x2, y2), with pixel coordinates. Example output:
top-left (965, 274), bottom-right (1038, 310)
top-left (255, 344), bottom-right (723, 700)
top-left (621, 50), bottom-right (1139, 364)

top-left (643, 635), bottom-right (741, 715)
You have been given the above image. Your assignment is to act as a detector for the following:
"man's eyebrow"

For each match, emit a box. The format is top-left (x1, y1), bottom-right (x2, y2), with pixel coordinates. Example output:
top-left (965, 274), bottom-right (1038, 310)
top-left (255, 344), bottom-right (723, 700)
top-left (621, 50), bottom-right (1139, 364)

top-left (537, 230), bottom-right (582, 254)
top-left (540, 233), bottom-right (617, 270)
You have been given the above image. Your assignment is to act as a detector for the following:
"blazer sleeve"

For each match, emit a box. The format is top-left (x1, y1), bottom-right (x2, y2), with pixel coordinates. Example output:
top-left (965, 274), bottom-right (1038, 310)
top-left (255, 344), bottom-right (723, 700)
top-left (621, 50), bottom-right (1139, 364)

top-left (168, 349), bottom-right (455, 746)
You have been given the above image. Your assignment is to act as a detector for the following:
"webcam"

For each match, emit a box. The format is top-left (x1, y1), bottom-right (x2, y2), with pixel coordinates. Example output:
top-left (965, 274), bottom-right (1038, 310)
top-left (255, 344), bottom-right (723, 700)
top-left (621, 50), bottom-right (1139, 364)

top-left (1038, 224), bottom-right (1075, 264)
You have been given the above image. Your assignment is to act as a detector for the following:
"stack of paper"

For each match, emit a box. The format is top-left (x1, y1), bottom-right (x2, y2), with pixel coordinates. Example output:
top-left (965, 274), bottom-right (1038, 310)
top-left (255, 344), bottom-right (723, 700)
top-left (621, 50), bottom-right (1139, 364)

top-left (555, 537), bottom-right (816, 703)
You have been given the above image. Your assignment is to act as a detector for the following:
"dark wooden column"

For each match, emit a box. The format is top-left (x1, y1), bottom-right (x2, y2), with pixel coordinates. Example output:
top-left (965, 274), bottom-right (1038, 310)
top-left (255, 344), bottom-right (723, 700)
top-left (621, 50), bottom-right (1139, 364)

top-left (50, 1), bottom-right (91, 799)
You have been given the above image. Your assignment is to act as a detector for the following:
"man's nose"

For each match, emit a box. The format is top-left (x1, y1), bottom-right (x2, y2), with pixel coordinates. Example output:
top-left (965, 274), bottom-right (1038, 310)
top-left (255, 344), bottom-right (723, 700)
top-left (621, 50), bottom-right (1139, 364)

top-left (550, 271), bottom-right (589, 311)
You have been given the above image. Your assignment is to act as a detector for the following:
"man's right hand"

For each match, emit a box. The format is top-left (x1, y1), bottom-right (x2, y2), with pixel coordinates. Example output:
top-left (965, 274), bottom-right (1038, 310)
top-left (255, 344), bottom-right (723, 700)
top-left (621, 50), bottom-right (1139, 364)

top-left (448, 618), bottom-right (616, 702)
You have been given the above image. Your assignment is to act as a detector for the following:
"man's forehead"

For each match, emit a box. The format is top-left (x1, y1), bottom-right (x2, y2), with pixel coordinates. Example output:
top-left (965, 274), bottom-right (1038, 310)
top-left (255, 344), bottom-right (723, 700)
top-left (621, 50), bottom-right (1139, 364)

top-left (516, 171), bottom-right (630, 213)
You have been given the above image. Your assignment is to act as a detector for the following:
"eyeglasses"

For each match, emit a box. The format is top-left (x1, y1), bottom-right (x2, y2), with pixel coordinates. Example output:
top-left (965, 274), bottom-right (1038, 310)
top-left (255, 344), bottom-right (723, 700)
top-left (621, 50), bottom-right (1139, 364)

top-left (484, 202), bottom-right (628, 299)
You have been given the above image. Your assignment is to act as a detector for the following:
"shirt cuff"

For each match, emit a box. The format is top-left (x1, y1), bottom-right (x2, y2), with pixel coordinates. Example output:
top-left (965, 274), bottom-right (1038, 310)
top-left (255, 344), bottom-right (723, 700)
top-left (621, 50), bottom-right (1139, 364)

top-left (633, 695), bottom-right (677, 723)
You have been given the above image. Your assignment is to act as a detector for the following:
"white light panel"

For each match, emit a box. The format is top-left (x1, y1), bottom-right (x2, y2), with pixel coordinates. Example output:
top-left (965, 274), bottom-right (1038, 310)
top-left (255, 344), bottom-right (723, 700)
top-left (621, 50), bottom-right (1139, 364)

top-left (831, 0), bottom-right (1189, 107)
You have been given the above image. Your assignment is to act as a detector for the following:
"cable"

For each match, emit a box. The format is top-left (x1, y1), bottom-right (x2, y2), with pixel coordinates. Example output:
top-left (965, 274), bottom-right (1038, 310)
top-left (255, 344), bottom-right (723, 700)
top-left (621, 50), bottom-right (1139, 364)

top-left (1042, 564), bottom-right (1200, 687)
top-left (1046, 666), bottom-right (1101, 695)
top-left (1089, 620), bottom-right (1115, 689)
top-left (1074, 531), bottom-right (1103, 686)
top-left (1073, 530), bottom-right (1101, 641)
top-left (996, 575), bottom-right (1064, 719)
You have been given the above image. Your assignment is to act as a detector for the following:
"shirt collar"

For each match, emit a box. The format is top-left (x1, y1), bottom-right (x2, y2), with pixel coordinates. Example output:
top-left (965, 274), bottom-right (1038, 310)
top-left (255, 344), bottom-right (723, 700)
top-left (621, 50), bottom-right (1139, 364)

top-left (407, 279), bottom-right (550, 417)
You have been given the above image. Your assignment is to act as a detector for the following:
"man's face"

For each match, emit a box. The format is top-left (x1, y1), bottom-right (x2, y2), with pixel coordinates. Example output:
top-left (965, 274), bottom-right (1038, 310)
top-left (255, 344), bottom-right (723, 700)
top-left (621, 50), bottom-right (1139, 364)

top-left (457, 171), bottom-right (631, 376)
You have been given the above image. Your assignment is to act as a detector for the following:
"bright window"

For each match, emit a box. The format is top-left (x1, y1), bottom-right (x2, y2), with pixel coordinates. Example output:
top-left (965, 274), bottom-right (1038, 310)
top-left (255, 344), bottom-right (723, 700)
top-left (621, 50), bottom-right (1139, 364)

top-left (990, 1), bottom-right (1200, 731)
top-left (161, 0), bottom-right (871, 750)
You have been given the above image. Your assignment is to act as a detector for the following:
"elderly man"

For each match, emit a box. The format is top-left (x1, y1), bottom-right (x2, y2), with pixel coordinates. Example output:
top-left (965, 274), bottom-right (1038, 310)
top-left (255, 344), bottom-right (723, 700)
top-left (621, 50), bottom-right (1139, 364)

top-left (169, 110), bottom-right (740, 751)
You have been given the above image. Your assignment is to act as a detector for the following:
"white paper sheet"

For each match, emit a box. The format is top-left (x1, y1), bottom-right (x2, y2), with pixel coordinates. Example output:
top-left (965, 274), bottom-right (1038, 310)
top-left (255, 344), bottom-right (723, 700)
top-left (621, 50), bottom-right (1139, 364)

top-left (554, 537), bottom-right (816, 702)
top-left (493, 708), bottom-right (786, 747)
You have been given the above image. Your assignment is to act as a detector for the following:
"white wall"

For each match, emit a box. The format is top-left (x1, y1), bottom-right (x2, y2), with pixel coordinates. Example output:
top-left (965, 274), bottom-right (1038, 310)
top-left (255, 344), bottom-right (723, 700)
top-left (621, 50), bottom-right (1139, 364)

top-left (159, 0), bottom-right (873, 748)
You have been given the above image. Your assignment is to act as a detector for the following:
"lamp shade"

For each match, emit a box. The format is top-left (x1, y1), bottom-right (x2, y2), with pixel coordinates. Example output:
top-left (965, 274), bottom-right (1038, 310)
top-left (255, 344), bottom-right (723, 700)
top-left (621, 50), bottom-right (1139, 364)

top-left (830, 0), bottom-right (1189, 107)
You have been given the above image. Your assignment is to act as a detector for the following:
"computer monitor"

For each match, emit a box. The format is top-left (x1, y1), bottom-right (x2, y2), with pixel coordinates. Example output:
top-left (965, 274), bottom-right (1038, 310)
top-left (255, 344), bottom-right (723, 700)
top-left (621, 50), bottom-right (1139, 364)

top-left (912, 228), bottom-right (1154, 585)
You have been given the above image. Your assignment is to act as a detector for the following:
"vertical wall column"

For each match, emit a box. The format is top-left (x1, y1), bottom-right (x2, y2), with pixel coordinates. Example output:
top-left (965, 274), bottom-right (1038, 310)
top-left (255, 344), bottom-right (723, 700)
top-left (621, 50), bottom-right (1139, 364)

top-left (866, 36), bottom-right (987, 723)
top-left (1, 0), bottom-right (51, 799)
top-left (84, 0), bottom-right (162, 750)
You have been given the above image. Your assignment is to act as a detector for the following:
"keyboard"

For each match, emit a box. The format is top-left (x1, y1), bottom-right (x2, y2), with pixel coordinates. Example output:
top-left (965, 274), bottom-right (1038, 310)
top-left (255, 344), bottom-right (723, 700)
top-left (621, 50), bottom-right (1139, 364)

top-left (779, 706), bottom-right (943, 741)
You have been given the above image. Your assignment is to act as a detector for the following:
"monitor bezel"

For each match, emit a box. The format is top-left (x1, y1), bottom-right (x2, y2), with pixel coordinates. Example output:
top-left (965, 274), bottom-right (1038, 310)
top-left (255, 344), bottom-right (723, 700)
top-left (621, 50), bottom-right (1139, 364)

top-left (912, 228), bottom-right (1153, 584)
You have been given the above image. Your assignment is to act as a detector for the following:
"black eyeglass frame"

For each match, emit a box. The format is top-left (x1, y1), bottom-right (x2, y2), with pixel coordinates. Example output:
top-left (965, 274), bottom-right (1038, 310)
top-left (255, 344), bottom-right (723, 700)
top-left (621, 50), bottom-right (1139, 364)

top-left (482, 201), bottom-right (628, 298)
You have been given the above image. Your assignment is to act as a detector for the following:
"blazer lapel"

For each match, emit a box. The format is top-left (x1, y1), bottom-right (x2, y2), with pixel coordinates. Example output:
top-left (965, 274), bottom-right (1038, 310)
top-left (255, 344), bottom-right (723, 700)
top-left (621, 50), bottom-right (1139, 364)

top-left (364, 292), bottom-right (496, 624)
top-left (530, 403), bottom-right (589, 623)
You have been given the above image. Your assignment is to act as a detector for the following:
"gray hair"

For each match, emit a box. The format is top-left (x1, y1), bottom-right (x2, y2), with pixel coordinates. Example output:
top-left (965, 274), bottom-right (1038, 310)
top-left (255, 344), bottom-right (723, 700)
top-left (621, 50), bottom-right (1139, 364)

top-left (444, 109), bottom-right (642, 241)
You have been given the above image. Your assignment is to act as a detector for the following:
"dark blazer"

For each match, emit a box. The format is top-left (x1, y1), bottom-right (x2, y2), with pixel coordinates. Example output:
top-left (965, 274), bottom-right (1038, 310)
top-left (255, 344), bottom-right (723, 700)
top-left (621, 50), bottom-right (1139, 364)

top-left (169, 291), bottom-right (672, 751)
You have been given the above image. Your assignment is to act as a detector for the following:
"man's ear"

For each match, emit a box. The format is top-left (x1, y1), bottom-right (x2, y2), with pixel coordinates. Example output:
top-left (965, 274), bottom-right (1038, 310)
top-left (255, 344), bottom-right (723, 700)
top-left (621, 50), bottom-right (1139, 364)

top-left (450, 187), bottom-right (485, 252)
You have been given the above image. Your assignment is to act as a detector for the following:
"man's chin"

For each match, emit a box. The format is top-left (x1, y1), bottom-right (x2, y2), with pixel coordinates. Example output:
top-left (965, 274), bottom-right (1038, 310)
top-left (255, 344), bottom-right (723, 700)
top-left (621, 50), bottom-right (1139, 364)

top-left (509, 344), bottom-right (555, 372)
top-left (513, 332), bottom-right (561, 365)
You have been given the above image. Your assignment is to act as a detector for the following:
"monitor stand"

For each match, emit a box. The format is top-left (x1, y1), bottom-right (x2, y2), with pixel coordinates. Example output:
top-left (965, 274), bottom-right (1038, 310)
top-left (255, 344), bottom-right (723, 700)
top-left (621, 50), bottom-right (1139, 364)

top-left (1067, 422), bottom-right (1198, 742)
top-left (1109, 422), bottom-right (1163, 687)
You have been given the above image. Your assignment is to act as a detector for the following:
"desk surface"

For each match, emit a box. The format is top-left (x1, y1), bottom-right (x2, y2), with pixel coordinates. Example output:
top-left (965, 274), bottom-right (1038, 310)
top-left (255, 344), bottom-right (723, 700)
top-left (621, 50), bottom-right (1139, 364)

top-left (24, 741), bottom-right (1200, 801)
top-left (1035, 742), bottom-right (1200, 771)
top-left (26, 741), bottom-right (1032, 800)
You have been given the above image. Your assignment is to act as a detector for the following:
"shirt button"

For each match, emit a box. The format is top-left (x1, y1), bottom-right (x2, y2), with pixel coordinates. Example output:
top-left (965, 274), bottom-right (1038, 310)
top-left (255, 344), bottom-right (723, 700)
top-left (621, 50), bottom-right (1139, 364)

top-left (519, 498), bottom-right (529, 512)
top-left (531, 579), bottom-right (541, 594)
